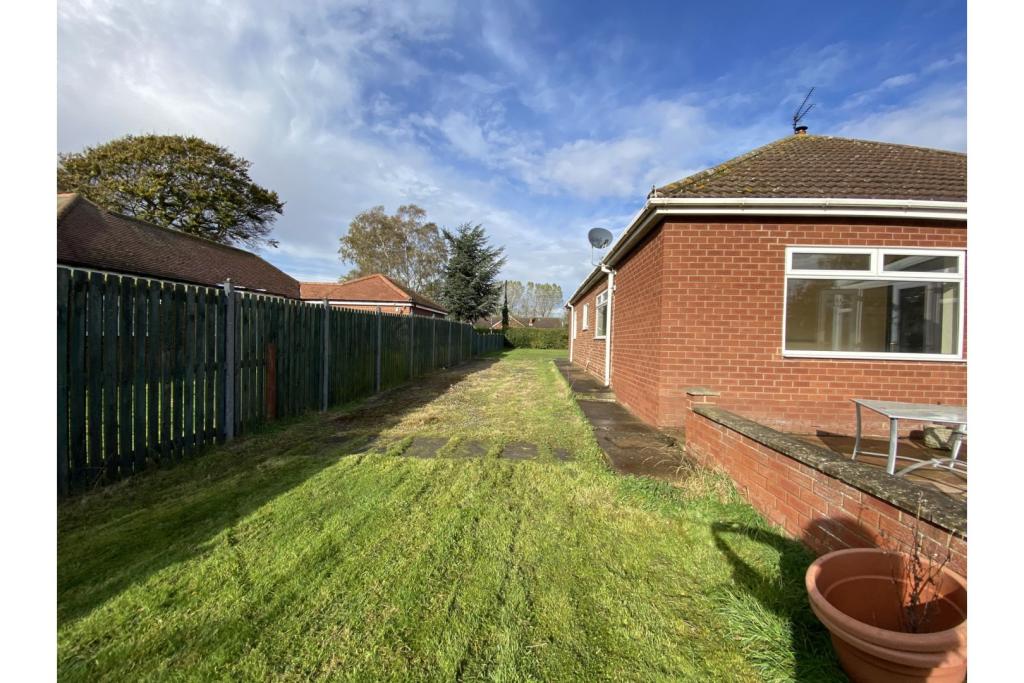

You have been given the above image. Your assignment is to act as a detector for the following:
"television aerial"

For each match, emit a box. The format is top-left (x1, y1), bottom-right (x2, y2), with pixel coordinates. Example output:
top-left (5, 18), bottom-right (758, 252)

top-left (792, 86), bottom-right (815, 134)
top-left (588, 227), bottom-right (613, 265)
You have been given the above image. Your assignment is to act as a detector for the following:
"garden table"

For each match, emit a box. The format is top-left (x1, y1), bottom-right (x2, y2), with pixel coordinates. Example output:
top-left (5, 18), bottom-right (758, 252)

top-left (850, 399), bottom-right (967, 477)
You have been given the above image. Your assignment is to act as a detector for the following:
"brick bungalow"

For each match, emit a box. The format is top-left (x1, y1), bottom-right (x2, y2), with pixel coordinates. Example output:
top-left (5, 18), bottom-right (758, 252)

top-left (567, 133), bottom-right (966, 437)
top-left (57, 193), bottom-right (300, 297)
top-left (299, 273), bottom-right (447, 318)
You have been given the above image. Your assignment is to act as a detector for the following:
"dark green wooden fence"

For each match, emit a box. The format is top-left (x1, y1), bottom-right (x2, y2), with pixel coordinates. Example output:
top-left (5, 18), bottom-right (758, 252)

top-left (57, 266), bottom-right (504, 495)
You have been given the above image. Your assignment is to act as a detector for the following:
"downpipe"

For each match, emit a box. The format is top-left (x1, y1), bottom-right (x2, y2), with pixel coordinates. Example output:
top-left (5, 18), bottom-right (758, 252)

top-left (600, 264), bottom-right (615, 387)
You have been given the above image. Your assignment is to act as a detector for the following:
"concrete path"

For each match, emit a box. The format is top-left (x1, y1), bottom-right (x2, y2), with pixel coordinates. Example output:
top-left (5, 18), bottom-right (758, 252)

top-left (555, 359), bottom-right (690, 481)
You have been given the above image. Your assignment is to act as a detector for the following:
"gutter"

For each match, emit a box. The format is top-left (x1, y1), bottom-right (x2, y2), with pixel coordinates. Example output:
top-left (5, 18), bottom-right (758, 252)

top-left (567, 196), bottom-right (968, 305)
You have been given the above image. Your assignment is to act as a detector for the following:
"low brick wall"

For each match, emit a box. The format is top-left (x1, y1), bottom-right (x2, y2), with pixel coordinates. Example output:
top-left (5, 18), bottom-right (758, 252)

top-left (684, 397), bottom-right (967, 577)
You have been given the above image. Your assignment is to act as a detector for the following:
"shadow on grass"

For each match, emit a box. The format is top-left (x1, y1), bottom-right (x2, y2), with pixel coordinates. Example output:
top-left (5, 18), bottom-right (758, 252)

top-left (58, 355), bottom-right (502, 625)
top-left (711, 521), bottom-right (848, 682)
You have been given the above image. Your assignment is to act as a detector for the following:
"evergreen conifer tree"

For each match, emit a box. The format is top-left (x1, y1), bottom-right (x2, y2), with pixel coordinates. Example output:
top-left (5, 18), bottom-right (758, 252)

top-left (440, 224), bottom-right (506, 323)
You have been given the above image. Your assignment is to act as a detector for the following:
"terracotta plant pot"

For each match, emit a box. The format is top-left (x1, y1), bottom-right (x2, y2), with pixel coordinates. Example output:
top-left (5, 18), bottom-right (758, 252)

top-left (805, 548), bottom-right (967, 683)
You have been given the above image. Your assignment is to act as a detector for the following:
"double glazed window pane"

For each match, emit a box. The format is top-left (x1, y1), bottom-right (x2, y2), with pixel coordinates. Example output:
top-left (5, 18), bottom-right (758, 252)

top-left (785, 279), bottom-right (960, 354)
top-left (882, 254), bottom-right (959, 273)
top-left (791, 252), bottom-right (871, 271)
top-left (596, 302), bottom-right (608, 336)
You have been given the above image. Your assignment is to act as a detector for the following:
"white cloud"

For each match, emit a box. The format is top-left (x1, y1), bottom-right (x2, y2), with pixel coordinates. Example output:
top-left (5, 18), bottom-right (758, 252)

top-left (835, 85), bottom-right (966, 151)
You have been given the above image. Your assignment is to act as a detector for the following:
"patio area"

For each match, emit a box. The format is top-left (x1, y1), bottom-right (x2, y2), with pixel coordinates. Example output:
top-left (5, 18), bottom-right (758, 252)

top-left (794, 432), bottom-right (967, 501)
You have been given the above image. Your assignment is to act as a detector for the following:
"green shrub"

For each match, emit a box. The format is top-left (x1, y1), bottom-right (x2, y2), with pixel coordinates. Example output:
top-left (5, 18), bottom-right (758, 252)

top-left (503, 327), bottom-right (568, 349)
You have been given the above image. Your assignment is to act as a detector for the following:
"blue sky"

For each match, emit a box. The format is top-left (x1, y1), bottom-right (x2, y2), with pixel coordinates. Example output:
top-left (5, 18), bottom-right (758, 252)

top-left (58, 0), bottom-right (966, 300)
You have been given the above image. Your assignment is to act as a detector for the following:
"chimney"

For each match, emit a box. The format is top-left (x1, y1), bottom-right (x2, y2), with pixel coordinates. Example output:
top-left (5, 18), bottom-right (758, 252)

top-left (794, 125), bottom-right (808, 136)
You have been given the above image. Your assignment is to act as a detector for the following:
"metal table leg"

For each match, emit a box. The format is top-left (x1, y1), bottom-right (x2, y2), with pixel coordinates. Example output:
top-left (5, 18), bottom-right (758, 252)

top-left (852, 403), bottom-right (862, 460)
top-left (886, 417), bottom-right (899, 475)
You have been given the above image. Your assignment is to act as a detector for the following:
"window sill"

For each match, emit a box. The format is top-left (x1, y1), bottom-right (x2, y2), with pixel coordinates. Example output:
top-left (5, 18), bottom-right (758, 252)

top-left (782, 351), bottom-right (965, 363)
top-left (594, 334), bottom-right (607, 340)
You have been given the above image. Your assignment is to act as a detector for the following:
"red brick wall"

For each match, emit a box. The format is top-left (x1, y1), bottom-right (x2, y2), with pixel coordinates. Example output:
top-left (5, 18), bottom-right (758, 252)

top-left (615, 216), bottom-right (966, 434)
top-left (608, 225), bottom-right (665, 425)
top-left (570, 279), bottom-right (610, 384)
top-left (684, 402), bottom-right (966, 577)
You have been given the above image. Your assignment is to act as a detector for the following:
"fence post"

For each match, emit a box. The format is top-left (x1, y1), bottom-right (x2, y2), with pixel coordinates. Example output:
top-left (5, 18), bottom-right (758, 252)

top-left (408, 314), bottom-right (415, 380)
top-left (447, 321), bottom-right (452, 368)
top-left (223, 279), bottom-right (235, 442)
top-left (375, 306), bottom-right (382, 392)
top-left (321, 299), bottom-right (329, 411)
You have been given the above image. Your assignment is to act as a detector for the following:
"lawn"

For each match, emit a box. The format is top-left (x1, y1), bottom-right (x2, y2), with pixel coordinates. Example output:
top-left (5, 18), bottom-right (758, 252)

top-left (58, 349), bottom-right (844, 681)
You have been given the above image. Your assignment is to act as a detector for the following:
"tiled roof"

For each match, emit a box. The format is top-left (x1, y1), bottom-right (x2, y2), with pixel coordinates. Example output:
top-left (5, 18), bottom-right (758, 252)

top-left (299, 274), bottom-right (447, 313)
top-left (526, 317), bottom-right (565, 329)
top-left (655, 134), bottom-right (966, 202)
top-left (57, 193), bottom-right (300, 298)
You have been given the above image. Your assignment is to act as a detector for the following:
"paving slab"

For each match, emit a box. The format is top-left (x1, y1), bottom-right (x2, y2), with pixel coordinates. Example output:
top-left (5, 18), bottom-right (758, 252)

top-left (553, 359), bottom-right (617, 401)
top-left (402, 436), bottom-right (450, 459)
top-left (450, 439), bottom-right (488, 459)
top-left (500, 442), bottom-right (538, 460)
top-left (555, 359), bottom-right (691, 481)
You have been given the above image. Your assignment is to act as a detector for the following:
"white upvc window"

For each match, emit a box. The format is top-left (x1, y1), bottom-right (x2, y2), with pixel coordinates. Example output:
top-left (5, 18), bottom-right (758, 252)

top-left (783, 246), bottom-right (965, 361)
top-left (595, 290), bottom-right (609, 339)
top-left (571, 309), bottom-right (577, 339)
top-left (582, 303), bottom-right (589, 330)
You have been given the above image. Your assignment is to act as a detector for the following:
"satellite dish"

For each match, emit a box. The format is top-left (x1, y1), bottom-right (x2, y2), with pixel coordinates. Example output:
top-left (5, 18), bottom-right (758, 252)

top-left (588, 227), bottom-right (613, 249)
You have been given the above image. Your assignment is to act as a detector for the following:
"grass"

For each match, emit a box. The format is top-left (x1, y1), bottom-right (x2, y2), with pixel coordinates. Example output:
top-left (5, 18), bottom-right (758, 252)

top-left (58, 349), bottom-right (844, 682)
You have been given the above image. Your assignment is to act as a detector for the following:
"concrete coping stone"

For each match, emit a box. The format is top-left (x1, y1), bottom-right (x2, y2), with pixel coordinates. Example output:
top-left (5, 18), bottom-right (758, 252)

top-left (692, 404), bottom-right (966, 538)
top-left (684, 386), bottom-right (720, 396)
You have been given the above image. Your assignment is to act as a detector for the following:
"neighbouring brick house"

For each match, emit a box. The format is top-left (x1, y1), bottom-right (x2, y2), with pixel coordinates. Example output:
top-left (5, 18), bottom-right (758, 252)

top-left (567, 133), bottom-right (966, 437)
top-left (299, 274), bottom-right (447, 318)
top-left (57, 193), bottom-right (300, 297)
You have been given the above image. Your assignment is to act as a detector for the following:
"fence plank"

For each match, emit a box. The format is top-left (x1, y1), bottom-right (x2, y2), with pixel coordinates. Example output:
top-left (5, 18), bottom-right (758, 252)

top-left (86, 272), bottom-right (104, 482)
top-left (216, 288), bottom-right (227, 443)
top-left (148, 282), bottom-right (161, 463)
top-left (57, 269), bottom-right (70, 496)
top-left (184, 286), bottom-right (196, 457)
top-left (195, 288), bottom-right (207, 448)
top-left (118, 277), bottom-right (133, 475)
top-left (133, 281), bottom-right (147, 472)
top-left (205, 290), bottom-right (216, 442)
top-left (102, 274), bottom-right (120, 482)
top-left (160, 282), bottom-right (173, 463)
top-left (70, 271), bottom-right (88, 489)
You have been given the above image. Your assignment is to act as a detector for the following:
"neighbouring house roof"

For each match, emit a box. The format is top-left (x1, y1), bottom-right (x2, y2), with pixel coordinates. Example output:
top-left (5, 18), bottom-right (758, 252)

top-left (473, 315), bottom-right (563, 329)
top-left (299, 273), bottom-right (447, 313)
top-left (57, 193), bottom-right (300, 298)
top-left (655, 134), bottom-right (966, 202)
top-left (526, 317), bottom-right (565, 329)
top-left (568, 134), bottom-right (968, 306)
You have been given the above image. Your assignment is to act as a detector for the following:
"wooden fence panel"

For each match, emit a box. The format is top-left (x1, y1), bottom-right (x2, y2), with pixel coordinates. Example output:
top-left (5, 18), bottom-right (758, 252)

top-left (59, 266), bottom-right (490, 495)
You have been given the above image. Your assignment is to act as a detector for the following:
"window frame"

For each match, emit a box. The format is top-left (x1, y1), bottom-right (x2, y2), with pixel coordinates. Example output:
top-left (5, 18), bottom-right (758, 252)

top-left (782, 246), bottom-right (965, 362)
top-left (594, 290), bottom-right (609, 339)
top-left (582, 303), bottom-right (589, 330)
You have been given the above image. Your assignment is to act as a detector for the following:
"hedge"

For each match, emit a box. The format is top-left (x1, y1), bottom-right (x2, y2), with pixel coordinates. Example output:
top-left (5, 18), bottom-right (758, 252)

top-left (503, 327), bottom-right (568, 349)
